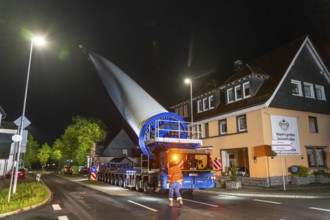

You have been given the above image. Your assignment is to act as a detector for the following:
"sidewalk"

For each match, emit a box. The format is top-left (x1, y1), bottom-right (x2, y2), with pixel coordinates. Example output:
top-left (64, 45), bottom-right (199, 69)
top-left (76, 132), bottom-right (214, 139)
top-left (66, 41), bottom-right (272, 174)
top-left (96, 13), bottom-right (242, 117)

top-left (195, 183), bottom-right (330, 198)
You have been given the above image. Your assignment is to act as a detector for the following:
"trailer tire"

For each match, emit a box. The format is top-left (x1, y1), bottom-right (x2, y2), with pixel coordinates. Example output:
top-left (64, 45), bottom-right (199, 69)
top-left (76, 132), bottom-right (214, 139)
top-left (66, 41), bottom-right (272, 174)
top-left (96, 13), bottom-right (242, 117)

top-left (143, 181), bottom-right (150, 193)
top-left (110, 176), bottom-right (115, 185)
top-left (135, 180), bottom-right (142, 191)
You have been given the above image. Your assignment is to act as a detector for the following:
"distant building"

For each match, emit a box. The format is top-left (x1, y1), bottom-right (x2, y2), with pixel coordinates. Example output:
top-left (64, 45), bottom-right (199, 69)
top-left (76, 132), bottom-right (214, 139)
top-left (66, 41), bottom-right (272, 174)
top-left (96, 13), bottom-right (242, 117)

top-left (170, 36), bottom-right (330, 186)
top-left (98, 129), bottom-right (140, 165)
top-left (0, 106), bottom-right (17, 177)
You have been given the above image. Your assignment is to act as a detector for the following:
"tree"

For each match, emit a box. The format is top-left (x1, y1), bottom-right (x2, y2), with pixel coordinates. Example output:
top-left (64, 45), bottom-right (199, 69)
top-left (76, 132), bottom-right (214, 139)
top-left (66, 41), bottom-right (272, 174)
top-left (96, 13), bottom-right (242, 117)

top-left (24, 133), bottom-right (39, 167)
top-left (53, 116), bottom-right (107, 165)
top-left (37, 143), bottom-right (52, 169)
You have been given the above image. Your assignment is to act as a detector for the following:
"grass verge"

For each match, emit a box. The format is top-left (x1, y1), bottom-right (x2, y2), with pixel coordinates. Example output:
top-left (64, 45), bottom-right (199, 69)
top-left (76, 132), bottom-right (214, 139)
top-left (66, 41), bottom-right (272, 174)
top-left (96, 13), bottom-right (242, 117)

top-left (0, 181), bottom-right (49, 214)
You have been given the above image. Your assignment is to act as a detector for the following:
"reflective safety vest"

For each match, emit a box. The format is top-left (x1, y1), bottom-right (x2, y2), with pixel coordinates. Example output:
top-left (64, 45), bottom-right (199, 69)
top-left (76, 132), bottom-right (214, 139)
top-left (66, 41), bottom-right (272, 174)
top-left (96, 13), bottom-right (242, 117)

top-left (167, 165), bottom-right (183, 184)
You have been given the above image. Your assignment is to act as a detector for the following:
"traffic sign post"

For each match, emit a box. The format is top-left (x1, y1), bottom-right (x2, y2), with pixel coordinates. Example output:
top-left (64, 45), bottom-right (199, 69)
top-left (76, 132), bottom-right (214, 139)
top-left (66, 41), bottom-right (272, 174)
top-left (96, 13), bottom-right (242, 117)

top-left (271, 140), bottom-right (293, 192)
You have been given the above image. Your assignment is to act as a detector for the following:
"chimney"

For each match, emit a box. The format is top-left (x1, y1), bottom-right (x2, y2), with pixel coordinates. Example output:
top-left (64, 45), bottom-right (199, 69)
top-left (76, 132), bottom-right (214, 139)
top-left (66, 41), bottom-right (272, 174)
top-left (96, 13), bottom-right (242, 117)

top-left (234, 60), bottom-right (243, 71)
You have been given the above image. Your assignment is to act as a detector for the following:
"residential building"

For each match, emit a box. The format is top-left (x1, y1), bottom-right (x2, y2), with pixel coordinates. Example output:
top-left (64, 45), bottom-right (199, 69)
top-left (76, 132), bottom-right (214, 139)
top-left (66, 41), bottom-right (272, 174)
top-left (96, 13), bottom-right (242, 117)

top-left (171, 36), bottom-right (330, 186)
top-left (98, 129), bottom-right (140, 165)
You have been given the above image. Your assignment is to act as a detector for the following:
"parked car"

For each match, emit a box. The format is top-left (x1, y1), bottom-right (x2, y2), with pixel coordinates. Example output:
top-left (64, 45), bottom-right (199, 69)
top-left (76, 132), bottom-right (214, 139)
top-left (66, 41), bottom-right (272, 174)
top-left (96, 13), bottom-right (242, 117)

top-left (79, 166), bottom-right (89, 175)
top-left (62, 165), bottom-right (73, 175)
top-left (6, 168), bottom-right (25, 179)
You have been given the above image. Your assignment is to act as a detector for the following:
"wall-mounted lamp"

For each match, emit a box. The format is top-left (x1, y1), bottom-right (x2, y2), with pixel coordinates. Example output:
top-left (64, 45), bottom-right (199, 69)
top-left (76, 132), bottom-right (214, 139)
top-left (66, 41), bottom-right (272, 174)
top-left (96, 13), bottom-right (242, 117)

top-left (253, 156), bottom-right (257, 163)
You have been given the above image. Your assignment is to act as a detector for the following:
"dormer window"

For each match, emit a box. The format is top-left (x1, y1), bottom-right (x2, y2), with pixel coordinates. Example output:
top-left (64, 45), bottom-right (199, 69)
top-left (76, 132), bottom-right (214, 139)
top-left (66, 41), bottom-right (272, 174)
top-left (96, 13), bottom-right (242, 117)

top-left (197, 95), bottom-right (215, 113)
top-left (235, 85), bottom-right (242, 100)
top-left (243, 82), bottom-right (251, 98)
top-left (227, 88), bottom-right (234, 103)
top-left (203, 97), bottom-right (209, 110)
top-left (226, 81), bottom-right (251, 104)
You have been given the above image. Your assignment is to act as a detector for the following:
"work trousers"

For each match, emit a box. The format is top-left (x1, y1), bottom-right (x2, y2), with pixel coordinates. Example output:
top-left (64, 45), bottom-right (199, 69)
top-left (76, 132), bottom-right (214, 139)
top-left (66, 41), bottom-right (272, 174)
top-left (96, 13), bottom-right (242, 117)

top-left (168, 182), bottom-right (182, 200)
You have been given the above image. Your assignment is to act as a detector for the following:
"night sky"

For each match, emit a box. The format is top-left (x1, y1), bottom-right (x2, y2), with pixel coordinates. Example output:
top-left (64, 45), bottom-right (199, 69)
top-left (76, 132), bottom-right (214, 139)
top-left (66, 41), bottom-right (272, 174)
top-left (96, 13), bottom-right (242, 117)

top-left (1, 0), bottom-right (330, 145)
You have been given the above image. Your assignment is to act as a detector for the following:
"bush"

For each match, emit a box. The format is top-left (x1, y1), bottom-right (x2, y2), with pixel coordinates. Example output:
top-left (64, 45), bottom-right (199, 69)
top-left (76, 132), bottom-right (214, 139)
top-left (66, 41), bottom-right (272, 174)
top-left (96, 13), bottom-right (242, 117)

top-left (291, 165), bottom-right (309, 177)
top-left (313, 170), bottom-right (330, 177)
top-left (230, 165), bottom-right (237, 181)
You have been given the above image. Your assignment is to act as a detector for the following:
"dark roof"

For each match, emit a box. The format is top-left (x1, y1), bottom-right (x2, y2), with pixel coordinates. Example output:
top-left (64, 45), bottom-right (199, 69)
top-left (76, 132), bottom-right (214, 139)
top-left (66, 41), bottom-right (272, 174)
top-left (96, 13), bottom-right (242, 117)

top-left (192, 36), bottom-right (308, 121)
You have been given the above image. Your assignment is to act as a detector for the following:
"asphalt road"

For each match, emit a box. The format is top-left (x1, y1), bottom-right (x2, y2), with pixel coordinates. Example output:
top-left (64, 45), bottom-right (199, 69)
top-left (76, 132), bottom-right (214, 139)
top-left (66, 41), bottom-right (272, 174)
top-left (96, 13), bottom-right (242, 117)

top-left (2, 174), bottom-right (330, 220)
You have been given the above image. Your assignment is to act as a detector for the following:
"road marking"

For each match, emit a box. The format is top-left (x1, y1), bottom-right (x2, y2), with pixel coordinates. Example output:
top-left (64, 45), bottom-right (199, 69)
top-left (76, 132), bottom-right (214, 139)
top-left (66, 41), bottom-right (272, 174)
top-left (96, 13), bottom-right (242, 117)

top-left (183, 198), bottom-right (219, 207)
top-left (253, 199), bottom-right (282, 204)
top-left (52, 204), bottom-right (62, 211)
top-left (128, 200), bottom-right (158, 212)
top-left (58, 216), bottom-right (69, 220)
top-left (309, 207), bottom-right (330, 212)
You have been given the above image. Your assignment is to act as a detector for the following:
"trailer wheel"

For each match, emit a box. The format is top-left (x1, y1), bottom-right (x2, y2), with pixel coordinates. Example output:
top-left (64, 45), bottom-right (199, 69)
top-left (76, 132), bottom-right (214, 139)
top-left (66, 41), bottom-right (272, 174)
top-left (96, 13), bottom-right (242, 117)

top-left (135, 180), bottom-right (141, 191)
top-left (110, 176), bottom-right (115, 185)
top-left (119, 178), bottom-right (124, 187)
top-left (143, 181), bottom-right (150, 193)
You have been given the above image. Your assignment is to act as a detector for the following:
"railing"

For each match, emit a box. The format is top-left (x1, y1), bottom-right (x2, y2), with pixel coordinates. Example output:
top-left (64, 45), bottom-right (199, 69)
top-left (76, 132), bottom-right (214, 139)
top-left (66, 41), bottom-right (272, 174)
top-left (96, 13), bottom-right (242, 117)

top-left (145, 119), bottom-right (202, 142)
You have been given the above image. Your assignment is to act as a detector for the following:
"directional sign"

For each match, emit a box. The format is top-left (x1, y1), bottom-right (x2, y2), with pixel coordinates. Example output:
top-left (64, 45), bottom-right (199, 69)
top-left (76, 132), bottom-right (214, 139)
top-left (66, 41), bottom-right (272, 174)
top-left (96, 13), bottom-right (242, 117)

top-left (90, 166), bottom-right (96, 173)
top-left (271, 140), bottom-right (292, 146)
top-left (272, 145), bottom-right (293, 151)
top-left (14, 116), bottom-right (31, 129)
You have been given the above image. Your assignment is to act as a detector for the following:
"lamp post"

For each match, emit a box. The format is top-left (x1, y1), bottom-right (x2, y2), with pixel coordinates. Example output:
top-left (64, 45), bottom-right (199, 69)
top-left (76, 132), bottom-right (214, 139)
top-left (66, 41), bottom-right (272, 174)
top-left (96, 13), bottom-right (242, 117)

top-left (184, 78), bottom-right (193, 124)
top-left (12, 36), bottom-right (45, 194)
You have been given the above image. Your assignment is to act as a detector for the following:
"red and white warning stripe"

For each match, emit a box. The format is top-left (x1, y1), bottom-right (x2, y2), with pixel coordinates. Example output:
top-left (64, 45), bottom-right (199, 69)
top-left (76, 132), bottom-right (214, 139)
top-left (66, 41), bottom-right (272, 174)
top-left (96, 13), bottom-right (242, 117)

top-left (213, 159), bottom-right (222, 170)
top-left (90, 172), bottom-right (97, 180)
top-left (178, 160), bottom-right (184, 169)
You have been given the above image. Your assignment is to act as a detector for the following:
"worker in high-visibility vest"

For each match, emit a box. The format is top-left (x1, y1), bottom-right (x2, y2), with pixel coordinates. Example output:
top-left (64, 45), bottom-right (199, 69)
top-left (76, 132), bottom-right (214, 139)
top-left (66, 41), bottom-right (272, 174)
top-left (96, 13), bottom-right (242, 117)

top-left (167, 160), bottom-right (183, 208)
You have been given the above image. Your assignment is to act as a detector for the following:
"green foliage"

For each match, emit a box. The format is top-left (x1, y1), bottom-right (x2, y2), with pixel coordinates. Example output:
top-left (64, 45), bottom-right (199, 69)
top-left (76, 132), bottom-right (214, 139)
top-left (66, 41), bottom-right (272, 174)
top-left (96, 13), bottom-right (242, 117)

top-left (291, 165), bottom-right (309, 177)
top-left (230, 165), bottom-right (237, 181)
top-left (0, 181), bottom-right (48, 214)
top-left (37, 143), bottom-right (52, 168)
top-left (24, 133), bottom-right (40, 167)
top-left (53, 116), bottom-right (107, 165)
top-left (313, 170), bottom-right (330, 177)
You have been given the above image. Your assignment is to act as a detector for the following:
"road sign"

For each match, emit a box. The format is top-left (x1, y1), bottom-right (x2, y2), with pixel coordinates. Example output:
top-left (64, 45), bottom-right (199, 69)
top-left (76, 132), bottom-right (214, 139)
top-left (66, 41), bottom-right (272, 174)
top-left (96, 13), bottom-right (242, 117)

top-left (272, 145), bottom-right (293, 151)
top-left (90, 166), bottom-right (96, 173)
top-left (12, 134), bottom-right (22, 142)
top-left (271, 140), bottom-right (292, 146)
top-left (0, 129), bottom-right (17, 134)
top-left (14, 116), bottom-right (31, 129)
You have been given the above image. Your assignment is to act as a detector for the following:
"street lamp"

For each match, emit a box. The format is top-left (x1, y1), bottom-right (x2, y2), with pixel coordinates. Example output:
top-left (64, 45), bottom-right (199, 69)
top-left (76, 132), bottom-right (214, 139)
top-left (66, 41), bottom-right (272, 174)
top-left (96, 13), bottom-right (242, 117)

top-left (184, 78), bottom-right (193, 125)
top-left (12, 36), bottom-right (45, 194)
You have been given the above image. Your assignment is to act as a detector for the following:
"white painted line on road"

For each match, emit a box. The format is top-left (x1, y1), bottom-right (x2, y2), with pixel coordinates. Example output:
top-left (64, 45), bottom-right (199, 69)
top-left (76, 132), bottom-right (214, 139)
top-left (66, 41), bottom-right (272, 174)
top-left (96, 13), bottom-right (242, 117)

top-left (309, 207), bottom-right (330, 212)
top-left (52, 204), bottom-right (62, 211)
top-left (128, 200), bottom-right (158, 212)
top-left (58, 216), bottom-right (69, 220)
top-left (183, 198), bottom-right (219, 207)
top-left (253, 199), bottom-right (282, 204)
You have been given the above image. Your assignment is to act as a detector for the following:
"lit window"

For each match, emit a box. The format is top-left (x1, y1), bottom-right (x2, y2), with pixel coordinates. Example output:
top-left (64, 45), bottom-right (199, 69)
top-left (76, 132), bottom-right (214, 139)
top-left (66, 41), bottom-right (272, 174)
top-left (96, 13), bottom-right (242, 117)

top-left (303, 82), bottom-right (315, 98)
top-left (306, 147), bottom-right (325, 168)
top-left (308, 116), bottom-right (318, 133)
top-left (243, 82), bottom-right (251, 98)
top-left (235, 85), bottom-right (242, 100)
top-left (197, 100), bottom-right (203, 112)
top-left (227, 88), bottom-right (234, 103)
top-left (203, 98), bottom-right (209, 110)
top-left (218, 120), bottom-right (227, 135)
top-left (315, 85), bottom-right (326, 100)
top-left (291, 79), bottom-right (303, 96)
top-left (209, 95), bottom-right (215, 109)
top-left (237, 115), bottom-right (247, 132)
